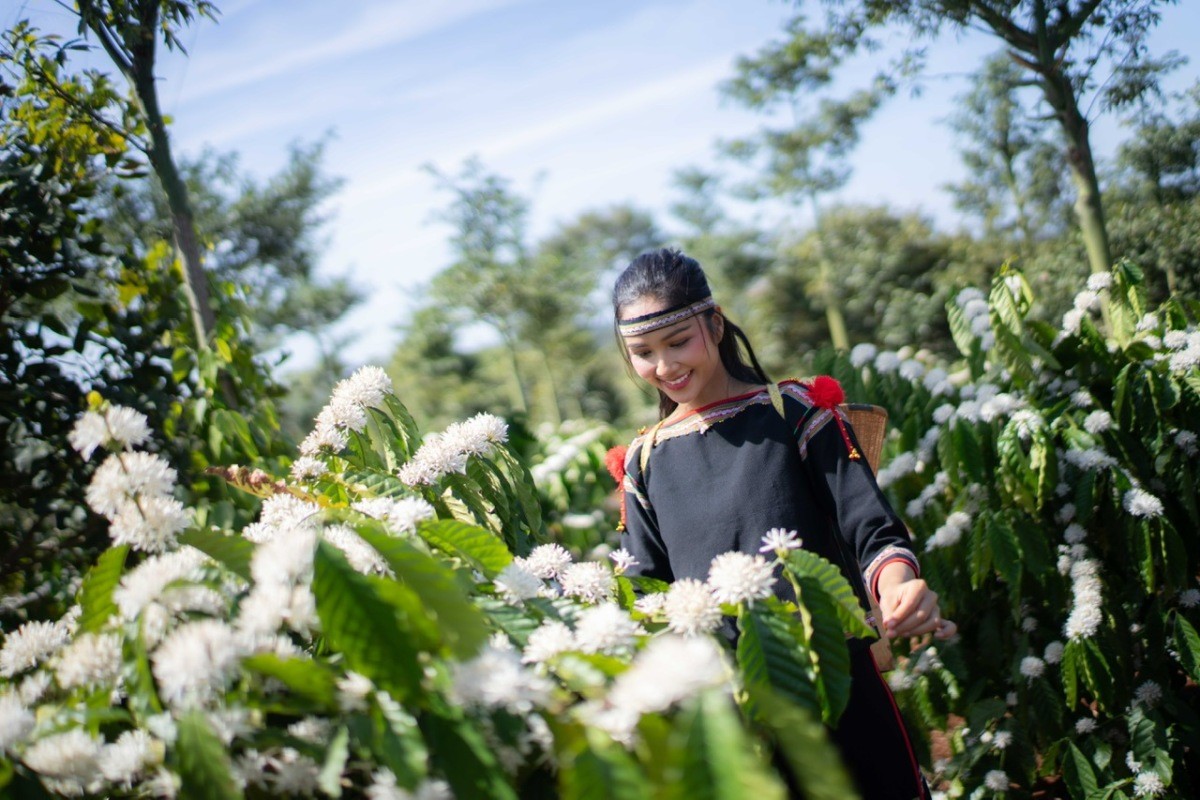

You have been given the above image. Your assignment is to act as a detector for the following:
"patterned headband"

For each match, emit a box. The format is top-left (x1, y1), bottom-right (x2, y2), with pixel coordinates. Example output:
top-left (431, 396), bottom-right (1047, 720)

top-left (618, 296), bottom-right (716, 337)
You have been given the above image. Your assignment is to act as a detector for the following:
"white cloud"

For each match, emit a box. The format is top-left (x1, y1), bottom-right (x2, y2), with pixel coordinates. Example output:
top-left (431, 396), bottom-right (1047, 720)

top-left (180, 0), bottom-right (530, 102)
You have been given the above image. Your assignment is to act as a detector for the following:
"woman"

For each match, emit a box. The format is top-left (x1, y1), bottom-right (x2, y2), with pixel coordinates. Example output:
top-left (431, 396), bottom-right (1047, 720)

top-left (614, 248), bottom-right (954, 800)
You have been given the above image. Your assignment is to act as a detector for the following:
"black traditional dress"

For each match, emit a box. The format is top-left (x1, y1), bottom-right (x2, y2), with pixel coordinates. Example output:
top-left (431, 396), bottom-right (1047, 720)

top-left (619, 378), bottom-right (929, 800)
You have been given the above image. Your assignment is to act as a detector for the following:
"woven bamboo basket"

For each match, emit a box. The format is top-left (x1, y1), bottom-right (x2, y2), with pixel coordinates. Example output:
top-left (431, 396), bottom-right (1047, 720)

top-left (842, 403), bottom-right (888, 474)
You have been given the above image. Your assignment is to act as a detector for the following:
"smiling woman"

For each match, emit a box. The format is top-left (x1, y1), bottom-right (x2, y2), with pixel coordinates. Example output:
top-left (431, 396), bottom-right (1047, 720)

top-left (611, 248), bottom-right (954, 799)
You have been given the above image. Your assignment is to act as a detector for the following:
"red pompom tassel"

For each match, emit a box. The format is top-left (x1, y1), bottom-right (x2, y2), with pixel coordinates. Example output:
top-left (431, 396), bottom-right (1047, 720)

top-left (805, 375), bottom-right (860, 461)
top-left (604, 445), bottom-right (628, 485)
top-left (806, 374), bottom-right (845, 410)
top-left (605, 445), bottom-right (630, 531)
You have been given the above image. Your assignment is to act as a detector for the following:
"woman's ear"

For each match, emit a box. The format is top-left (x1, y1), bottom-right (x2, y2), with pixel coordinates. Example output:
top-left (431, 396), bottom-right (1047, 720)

top-left (710, 312), bottom-right (725, 344)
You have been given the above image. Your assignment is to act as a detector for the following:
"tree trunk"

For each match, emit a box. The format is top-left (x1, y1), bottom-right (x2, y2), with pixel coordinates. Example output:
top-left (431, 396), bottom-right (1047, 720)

top-left (809, 194), bottom-right (851, 350)
top-left (537, 349), bottom-right (564, 425)
top-left (1040, 72), bottom-right (1112, 277)
top-left (129, 63), bottom-right (216, 348)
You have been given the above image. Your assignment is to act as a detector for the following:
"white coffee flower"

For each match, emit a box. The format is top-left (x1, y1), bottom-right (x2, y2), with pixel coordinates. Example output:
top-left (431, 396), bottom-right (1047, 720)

top-left (574, 603), bottom-right (642, 656)
top-left (522, 621), bottom-right (576, 664)
top-left (517, 545), bottom-right (571, 581)
top-left (1083, 410), bottom-right (1113, 434)
top-left (560, 562), bottom-right (615, 604)
top-left (874, 351), bottom-right (901, 373)
top-left (1063, 524), bottom-right (1087, 545)
top-left (1075, 717), bottom-right (1097, 735)
top-left (21, 729), bottom-right (104, 795)
top-left (1086, 273), bottom-right (1113, 292)
top-left (849, 343), bottom-right (877, 367)
top-left (1123, 488), bottom-right (1164, 518)
top-left (450, 644), bottom-right (552, 713)
top-left (108, 494), bottom-right (192, 553)
top-left (99, 729), bottom-right (159, 787)
top-left (1019, 655), bottom-right (1045, 680)
top-left (289, 456), bottom-right (326, 481)
top-left (85, 451), bottom-right (178, 518)
top-left (664, 578), bottom-right (723, 636)
top-left (707, 552), bottom-right (775, 606)
top-left (1044, 641), bottom-right (1064, 664)
top-left (0, 692), bottom-right (35, 753)
top-left (1175, 430), bottom-right (1199, 457)
top-left (494, 562), bottom-right (543, 603)
top-left (1063, 448), bottom-right (1117, 471)
top-left (1062, 308), bottom-right (1085, 335)
top-left (317, 395), bottom-right (369, 433)
top-left (633, 593), bottom-right (668, 617)
top-left (331, 365), bottom-right (394, 409)
top-left (152, 619), bottom-right (243, 708)
top-left (1179, 588), bottom-right (1200, 609)
top-left (759, 528), bottom-right (802, 554)
top-left (55, 632), bottom-right (123, 690)
top-left (0, 619), bottom-right (71, 677)
top-left (1133, 680), bottom-right (1163, 708)
top-left (323, 524), bottom-right (389, 576)
top-left (1073, 289), bottom-right (1101, 312)
top-left (984, 769), bottom-right (1009, 792)
top-left (299, 419), bottom-right (348, 455)
top-left (992, 731), bottom-right (1013, 750)
top-left (336, 672), bottom-right (374, 712)
top-left (608, 548), bottom-right (639, 575)
top-left (1132, 771), bottom-right (1165, 797)
top-left (68, 411), bottom-right (111, 460)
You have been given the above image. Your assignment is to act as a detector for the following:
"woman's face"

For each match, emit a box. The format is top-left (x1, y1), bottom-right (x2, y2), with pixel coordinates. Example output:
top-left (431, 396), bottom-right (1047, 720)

top-left (620, 297), bottom-right (729, 414)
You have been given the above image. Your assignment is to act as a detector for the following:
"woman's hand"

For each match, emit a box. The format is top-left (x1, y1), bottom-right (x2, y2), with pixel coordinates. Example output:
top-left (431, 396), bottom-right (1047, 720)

top-left (876, 562), bottom-right (957, 640)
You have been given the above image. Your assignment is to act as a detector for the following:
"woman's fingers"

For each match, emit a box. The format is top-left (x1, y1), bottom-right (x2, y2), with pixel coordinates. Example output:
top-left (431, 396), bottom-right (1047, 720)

top-left (934, 618), bottom-right (958, 639)
top-left (883, 581), bottom-right (939, 638)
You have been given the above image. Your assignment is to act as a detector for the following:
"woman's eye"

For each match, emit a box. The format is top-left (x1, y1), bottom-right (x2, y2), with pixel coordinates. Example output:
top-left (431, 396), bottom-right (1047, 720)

top-left (670, 338), bottom-right (689, 349)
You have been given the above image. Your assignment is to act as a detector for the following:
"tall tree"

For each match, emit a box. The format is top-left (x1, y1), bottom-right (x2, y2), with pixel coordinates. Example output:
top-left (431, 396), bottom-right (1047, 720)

top-left (797, 0), bottom-right (1180, 279)
top-left (426, 158), bottom-right (536, 415)
top-left (69, 0), bottom-right (221, 348)
top-left (103, 139), bottom-right (361, 352)
top-left (721, 16), bottom-right (901, 349)
top-left (945, 53), bottom-right (1072, 251)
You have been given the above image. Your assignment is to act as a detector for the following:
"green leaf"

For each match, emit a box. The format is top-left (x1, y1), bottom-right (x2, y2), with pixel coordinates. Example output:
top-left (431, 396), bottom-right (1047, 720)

top-left (783, 549), bottom-right (873, 639)
top-left (313, 541), bottom-right (422, 701)
top-left (442, 473), bottom-right (499, 532)
top-left (353, 522), bottom-right (489, 659)
top-left (988, 516), bottom-right (1022, 591)
top-left (178, 528), bottom-right (254, 581)
top-left (372, 695), bottom-right (429, 787)
top-left (77, 544), bottom-right (128, 633)
top-left (421, 712), bottom-right (518, 800)
top-left (560, 727), bottom-right (652, 800)
top-left (737, 606), bottom-right (819, 717)
top-left (341, 467), bottom-right (412, 498)
top-left (1061, 639), bottom-right (1080, 710)
top-left (494, 447), bottom-right (547, 549)
top-left (418, 519), bottom-right (513, 578)
top-left (668, 691), bottom-right (787, 800)
top-left (242, 654), bottom-right (338, 709)
top-left (176, 710), bottom-right (244, 800)
top-left (383, 394), bottom-right (423, 457)
top-left (968, 514), bottom-right (992, 590)
top-left (746, 685), bottom-right (857, 800)
top-left (1062, 742), bottom-right (1100, 800)
top-left (1173, 615), bottom-right (1200, 682)
top-left (794, 576), bottom-right (853, 724)
top-left (318, 726), bottom-right (350, 797)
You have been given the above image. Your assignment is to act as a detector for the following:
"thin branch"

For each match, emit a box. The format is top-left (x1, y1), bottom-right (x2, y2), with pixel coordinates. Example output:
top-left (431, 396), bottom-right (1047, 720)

top-left (1051, 0), bottom-right (1106, 51)
top-left (5, 48), bottom-right (151, 153)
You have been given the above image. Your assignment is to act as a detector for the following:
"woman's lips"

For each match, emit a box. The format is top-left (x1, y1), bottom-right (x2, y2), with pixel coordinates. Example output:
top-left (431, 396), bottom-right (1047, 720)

top-left (661, 372), bottom-right (692, 392)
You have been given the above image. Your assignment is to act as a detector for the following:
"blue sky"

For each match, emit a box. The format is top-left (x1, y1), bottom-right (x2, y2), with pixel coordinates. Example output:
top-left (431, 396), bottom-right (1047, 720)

top-left (13, 0), bottom-right (1200, 367)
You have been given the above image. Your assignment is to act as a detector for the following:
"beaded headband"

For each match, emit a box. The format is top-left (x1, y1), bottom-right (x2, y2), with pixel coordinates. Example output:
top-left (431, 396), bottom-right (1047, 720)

top-left (618, 296), bottom-right (716, 337)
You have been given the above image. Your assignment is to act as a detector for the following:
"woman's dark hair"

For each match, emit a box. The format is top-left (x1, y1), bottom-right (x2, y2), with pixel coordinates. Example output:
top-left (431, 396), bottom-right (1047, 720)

top-left (613, 248), bottom-right (770, 419)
